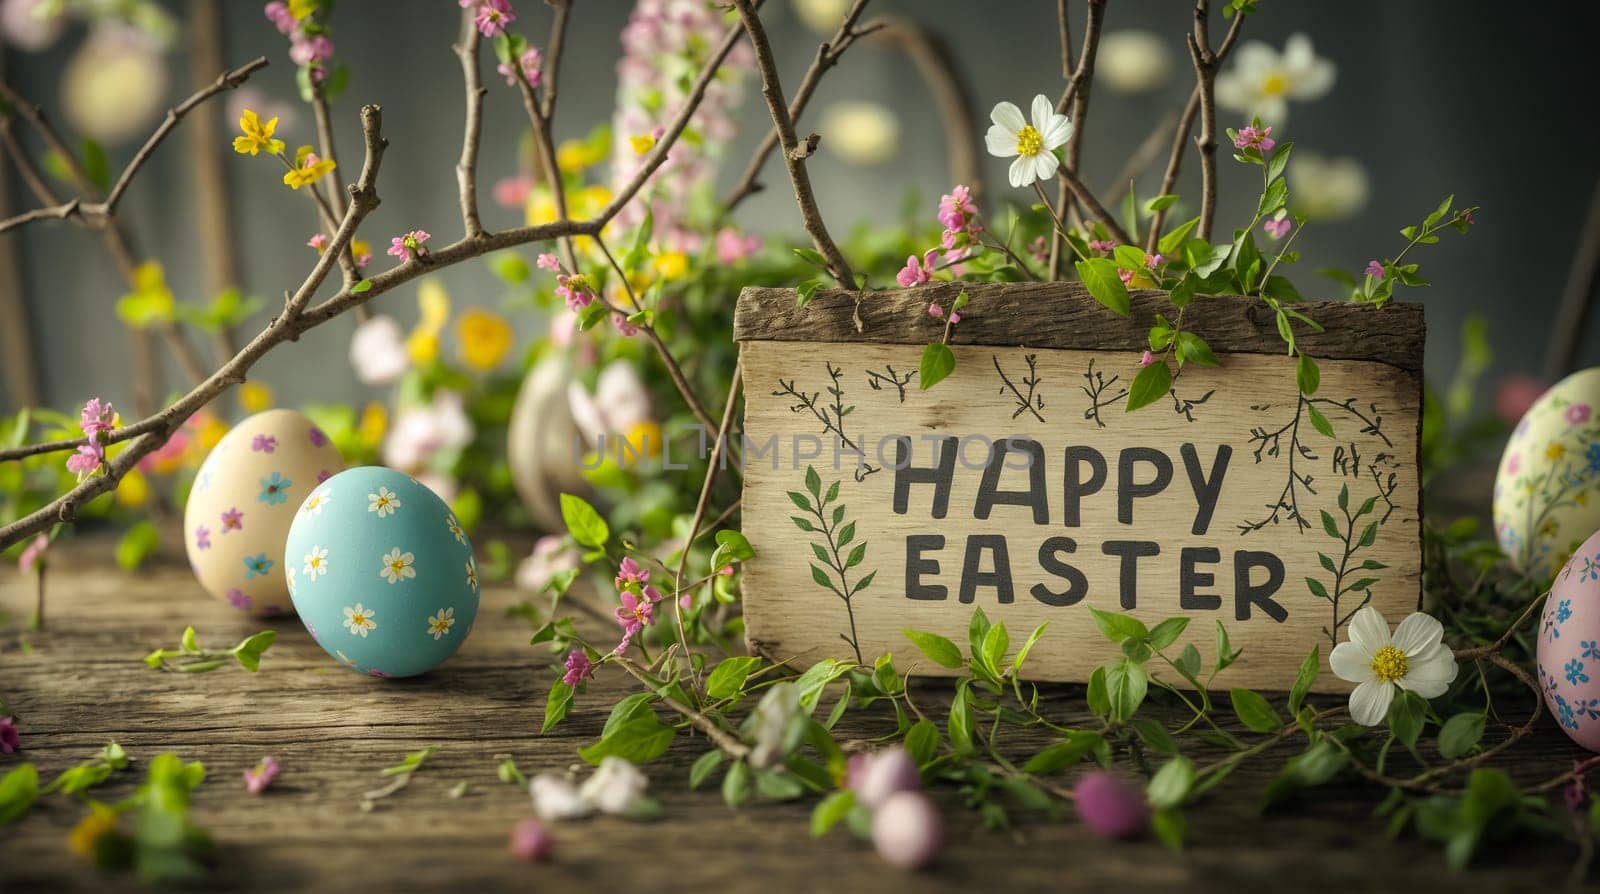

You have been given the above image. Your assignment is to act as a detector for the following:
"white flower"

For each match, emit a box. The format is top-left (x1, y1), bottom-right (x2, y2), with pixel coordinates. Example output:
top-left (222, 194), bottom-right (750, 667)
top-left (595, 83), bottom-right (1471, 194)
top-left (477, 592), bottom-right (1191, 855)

top-left (303, 545), bottom-right (330, 581)
top-left (529, 773), bottom-right (592, 821)
top-left (465, 558), bottom-right (478, 591)
top-left (818, 101), bottom-right (900, 165)
top-left (384, 391), bottom-right (474, 473)
top-left (567, 361), bottom-right (652, 449)
top-left (426, 607), bottom-right (455, 640)
top-left (302, 488), bottom-right (331, 516)
top-left (578, 756), bottom-right (650, 815)
top-left (286, 564), bottom-right (296, 593)
top-left (1215, 33), bottom-right (1335, 126)
top-left (349, 314), bottom-right (410, 386)
top-left (446, 514), bottom-right (466, 545)
top-left (984, 94), bottom-right (1072, 189)
top-left (1097, 30), bottom-right (1172, 94)
top-left (1288, 153), bottom-right (1369, 221)
top-left (517, 535), bottom-right (580, 592)
top-left (368, 486), bottom-right (401, 518)
top-left (342, 603), bottom-right (377, 637)
top-left (1330, 606), bottom-right (1459, 726)
top-left (380, 548), bottom-right (416, 584)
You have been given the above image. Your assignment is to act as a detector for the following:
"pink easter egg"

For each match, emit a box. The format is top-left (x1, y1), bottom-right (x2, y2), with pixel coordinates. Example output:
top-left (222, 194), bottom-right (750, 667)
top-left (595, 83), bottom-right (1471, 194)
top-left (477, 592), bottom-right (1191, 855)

top-left (1538, 529), bottom-right (1600, 752)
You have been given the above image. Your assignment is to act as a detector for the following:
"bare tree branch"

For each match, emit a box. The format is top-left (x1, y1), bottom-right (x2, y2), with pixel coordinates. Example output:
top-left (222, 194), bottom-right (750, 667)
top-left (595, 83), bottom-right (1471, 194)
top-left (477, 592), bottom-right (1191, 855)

top-left (453, 7), bottom-right (487, 240)
top-left (733, 0), bottom-right (856, 289)
top-left (1050, 0), bottom-right (1106, 279)
top-left (539, 0), bottom-right (571, 121)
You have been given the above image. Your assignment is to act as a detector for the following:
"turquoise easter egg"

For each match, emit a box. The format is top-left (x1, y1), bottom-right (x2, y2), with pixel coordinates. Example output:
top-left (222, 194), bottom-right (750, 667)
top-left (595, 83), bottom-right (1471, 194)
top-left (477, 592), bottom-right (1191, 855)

top-left (284, 466), bottom-right (479, 677)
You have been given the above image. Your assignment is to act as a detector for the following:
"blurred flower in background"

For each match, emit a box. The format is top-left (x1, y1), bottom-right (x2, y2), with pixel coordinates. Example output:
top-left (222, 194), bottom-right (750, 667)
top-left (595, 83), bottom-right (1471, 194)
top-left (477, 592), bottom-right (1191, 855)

top-left (517, 534), bottom-right (579, 592)
top-left (1216, 33), bottom-right (1334, 126)
top-left (1287, 152), bottom-right (1369, 221)
top-left (791, 0), bottom-right (851, 34)
top-left (0, 0), bottom-right (62, 50)
top-left (1097, 30), bottom-right (1172, 94)
top-left (819, 101), bottom-right (901, 166)
top-left (61, 24), bottom-right (169, 144)
top-left (568, 361), bottom-right (656, 464)
top-left (385, 390), bottom-right (474, 501)
top-left (350, 315), bottom-right (411, 386)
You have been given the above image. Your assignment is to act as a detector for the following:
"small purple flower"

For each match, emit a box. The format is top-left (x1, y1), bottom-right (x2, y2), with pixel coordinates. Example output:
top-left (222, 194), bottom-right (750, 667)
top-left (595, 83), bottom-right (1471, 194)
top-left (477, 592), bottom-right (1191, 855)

top-left (1364, 260), bottom-right (1385, 280)
top-left (317, 469), bottom-right (333, 483)
top-left (1262, 216), bottom-right (1292, 239)
top-left (244, 756), bottom-right (280, 795)
top-left (227, 588), bottom-right (253, 611)
top-left (563, 650), bottom-right (594, 686)
top-left (195, 526), bottom-right (212, 551)
top-left (1073, 772), bottom-right (1148, 839)
top-left (221, 507), bottom-right (244, 532)
top-left (252, 434), bottom-right (278, 453)
top-left (0, 716), bottom-right (18, 754)
top-left (308, 426), bottom-right (328, 447)
top-left (509, 818), bottom-right (553, 862)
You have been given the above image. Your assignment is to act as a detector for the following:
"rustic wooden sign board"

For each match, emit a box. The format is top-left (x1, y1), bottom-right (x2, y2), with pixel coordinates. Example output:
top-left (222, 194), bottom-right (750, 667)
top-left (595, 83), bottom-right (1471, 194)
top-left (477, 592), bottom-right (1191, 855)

top-left (735, 283), bottom-right (1423, 691)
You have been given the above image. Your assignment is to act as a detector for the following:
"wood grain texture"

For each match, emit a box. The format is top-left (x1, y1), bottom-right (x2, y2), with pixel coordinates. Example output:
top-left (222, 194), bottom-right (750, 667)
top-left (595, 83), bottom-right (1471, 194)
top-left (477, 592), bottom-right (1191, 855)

top-left (739, 340), bottom-right (1421, 691)
top-left (734, 284), bottom-right (1426, 373)
top-left (0, 537), bottom-right (1584, 892)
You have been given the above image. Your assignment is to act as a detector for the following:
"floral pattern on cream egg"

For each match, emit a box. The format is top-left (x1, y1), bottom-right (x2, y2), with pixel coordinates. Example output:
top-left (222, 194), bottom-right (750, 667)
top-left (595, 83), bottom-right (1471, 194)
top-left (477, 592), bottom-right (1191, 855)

top-left (183, 409), bottom-right (345, 617)
top-left (1493, 368), bottom-right (1600, 585)
top-left (1537, 529), bottom-right (1600, 752)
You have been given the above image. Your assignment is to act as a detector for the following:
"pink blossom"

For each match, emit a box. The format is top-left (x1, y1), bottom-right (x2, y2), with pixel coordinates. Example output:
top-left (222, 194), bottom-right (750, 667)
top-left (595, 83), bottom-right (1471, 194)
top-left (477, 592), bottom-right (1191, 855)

top-left (1139, 350), bottom-right (1156, 367)
top-left (289, 34), bottom-right (333, 67)
top-left (497, 46), bottom-right (542, 88)
top-left (1495, 374), bottom-right (1547, 425)
top-left (851, 747), bottom-right (920, 809)
top-left (1364, 260), bottom-right (1385, 280)
top-left (350, 314), bottom-right (410, 385)
top-left (509, 818), bottom-right (553, 861)
top-left (562, 649), bottom-right (594, 686)
top-left (1262, 216), bottom-right (1292, 239)
top-left (1507, 452), bottom-right (1521, 476)
top-left (1568, 404), bottom-right (1592, 426)
top-left (194, 526), bottom-right (211, 552)
top-left (517, 535), bottom-right (579, 592)
top-left (611, 313), bottom-right (639, 337)
top-left (226, 588), bottom-right (252, 611)
top-left (927, 303), bottom-right (960, 325)
top-left (1074, 772), bottom-right (1148, 839)
top-left (1233, 124), bottom-right (1275, 153)
top-left (872, 792), bottom-right (942, 869)
top-left (715, 228), bottom-right (762, 264)
top-left (494, 175), bottom-right (534, 210)
top-left (65, 443), bottom-right (103, 480)
top-left (614, 589), bottom-right (657, 638)
top-left (896, 249), bottom-right (938, 288)
top-left (388, 230), bottom-right (431, 262)
top-left (1461, 208), bottom-right (1475, 226)
top-left (475, 0), bottom-right (515, 36)
top-left (221, 507), bottom-right (244, 532)
top-left (535, 252), bottom-right (561, 272)
top-left (1147, 253), bottom-right (1165, 268)
top-left (0, 716), bottom-right (18, 754)
top-left (937, 185), bottom-right (978, 231)
top-left (1118, 268), bottom-right (1135, 286)
top-left (79, 397), bottom-right (116, 438)
top-left (1089, 240), bottom-right (1117, 253)
top-left (18, 534), bottom-right (47, 574)
top-left (615, 556), bottom-right (650, 588)
top-left (1028, 235), bottom-right (1049, 264)
top-left (263, 2), bottom-right (295, 35)
top-left (243, 756), bottom-right (280, 795)
top-left (307, 233), bottom-right (329, 252)
top-left (555, 273), bottom-right (595, 310)
top-left (252, 434), bottom-right (277, 453)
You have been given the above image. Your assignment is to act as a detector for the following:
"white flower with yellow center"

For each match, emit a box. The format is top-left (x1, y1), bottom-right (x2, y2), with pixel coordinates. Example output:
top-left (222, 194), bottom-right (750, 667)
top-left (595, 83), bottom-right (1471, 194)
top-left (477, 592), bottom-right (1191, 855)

top-left (427, 607), bottom-right (455, 640)
top-left (302, 488), bottom-right (331, 516)
top-left (465, 558), bottom-right (478, 591)
top-left (342, 604), bottom-right (376, 638)
top-left (1330, 606), bottom-right (1459, 726)
top-left (380, 547), bottom-right (416, 584)
top-left (303, 545), bottom-right (330, 581)
top-left (447, 515), bottom-right (466, 545)
top-left (1215, 33), bottom-right (1334, 126)
top-left (368, 486), bottom-right (401, 518)
top-left (985, 94), bottom-right (1073, 189)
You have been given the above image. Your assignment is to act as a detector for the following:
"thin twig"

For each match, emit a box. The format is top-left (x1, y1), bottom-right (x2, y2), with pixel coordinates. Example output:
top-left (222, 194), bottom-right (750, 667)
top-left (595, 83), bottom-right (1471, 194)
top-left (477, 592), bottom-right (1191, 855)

top-left (733, 0), bottom-right (856, 290)
top-left (614, 655), bottom-right (750, 759)
top-left (453, 7), bottom-right (486, 240)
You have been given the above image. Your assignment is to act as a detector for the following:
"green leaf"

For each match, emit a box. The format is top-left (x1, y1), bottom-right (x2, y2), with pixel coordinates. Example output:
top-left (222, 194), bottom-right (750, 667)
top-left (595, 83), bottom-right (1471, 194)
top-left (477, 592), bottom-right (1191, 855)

top-left (755, 769), bottom-right (805, 801)
top-left (1388, 690), bottom-right (1426, 751)
top-left (80, 138), bottom-right (110, 192)
top-left (1126, 361), bottom-right (1171, 412)
top-left (578, 714), bottom-right (676, 765)
top-left (1174, 644), bottom-right (1202, 680)
top-left (1089, 608), bottom-right (1149, 644)
top-left (1320, 510), bottom-right (1341, 540)
top-left (709, 529), bottom-right (755, 572)
top-left (1262, 740), bottom-right (1348, 810)
top-left (0, 764), bottom-right (39, 825)
top-left (559, 494), bottom-right (610, 548)
top-left (947, 682), bottom-right (975, 753)
top-left (1147, 756), bottom-right (1195, 809)
top-left (1075, 258), bottom-right (1131, 316)
top-left (793, 248), bottom-right (829, 270)
top-left (1306, 402), bottom-right (1335, 438)
top-left (1152, 807), bottom-right (1187, 851)
top-left (1288, 646), bottom-right (1319, 715)
top-left (1229, 688), bottom-right (1281, 732)
top-left (1438, 713), bottom-right (1486, 760)
top-left (1022, 731), bottom-right (1104, 774)
top-left (1112, 245), bottom-right (1148, 271)
top-left (706, 656), bottom-right (764, 699)
top-left (980, 623), bottom-right (1010, 678)
top-left (1168, 273), bottom-right (1197, 309)
top-left (351, 279), bottom-right (373, 294)
top-left (1175, 332), bottom-right (1218, 368)
top-left (1214, 621), bottom-right (1238, 671)
top-left (811, 790), bottom-right (856, 836)
top-left (1104, 658), bottom-right (1148, 722)
top-left (1146, 617), bottom-right (1190, 650)
top-left (1256, 176), bottom-right (1289, 219)
top-left (902, 629), bottom-right (964, 669)
top-left (116, 520), bottom-right (161, 571)
top-left (1266, 142), bottom-right (1293, 184)
top-left (1296, 354), bottom-right (1320, 395)
top-left (1145, 193), bottom-right (1179, 212)
top-left (918, 343), bottom-right (955, 391)
top-left (541, 680), bottom-right (574, 733)
top-left (1013, 622), bottom-right (1048, 673)
top-left (904, 719), bottom-right (940, 767)
top-left (1158, 217), bottom-right (1200, 257)
top-left (722, 760), bottom-right (751, 808)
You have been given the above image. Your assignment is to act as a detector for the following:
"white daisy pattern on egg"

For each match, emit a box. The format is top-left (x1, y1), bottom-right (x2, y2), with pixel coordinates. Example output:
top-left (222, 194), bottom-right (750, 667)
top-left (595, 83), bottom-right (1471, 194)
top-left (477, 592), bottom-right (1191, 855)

top-left (368, 486), bottom-right (401, 518)
top-left (465, 557), bottom-right (478, 591)
top-left (302, 487), bottom-right (332, 516)
top-left (303, 545), bottom-right (330, 581)
top-left (286, 564), bottom-right (296, 594)
top-left (381, 547), bottom-right (417, 584)
top-left (427, 607), bottom-right (456, 640)
top-left (343, 604), bottom-right (377, 637)
top-left (447, 514), bottom-right (466, 545)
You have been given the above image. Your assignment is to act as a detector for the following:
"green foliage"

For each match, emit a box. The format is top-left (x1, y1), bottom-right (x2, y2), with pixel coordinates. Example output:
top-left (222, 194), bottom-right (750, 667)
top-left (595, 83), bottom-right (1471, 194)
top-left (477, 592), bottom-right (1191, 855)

top-left (143, 627), bottom-right (276, 673)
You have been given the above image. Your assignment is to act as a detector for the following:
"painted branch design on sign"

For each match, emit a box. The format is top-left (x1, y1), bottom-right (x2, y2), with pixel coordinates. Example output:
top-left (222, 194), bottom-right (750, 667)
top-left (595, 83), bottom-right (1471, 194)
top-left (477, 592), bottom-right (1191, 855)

top-left (1315, 397), bottom-right (1393, 448)
top-left (773, 361), bottom-right (878, 481)
top-left (1079, 359), bottom-right (1126, 428)
top-left (993, 354), bottom-right (1046, 423)
top-left (787, 466), bottom-right (875, 665)
top-left (1305, 482), bottom-right (1390, 646)
top-left (864, 364), bottom-right (915, 403)
top-left (1240, 395), bottom-right (1320, 534)
top-left (1167, 381), bottom-right (1216, 423)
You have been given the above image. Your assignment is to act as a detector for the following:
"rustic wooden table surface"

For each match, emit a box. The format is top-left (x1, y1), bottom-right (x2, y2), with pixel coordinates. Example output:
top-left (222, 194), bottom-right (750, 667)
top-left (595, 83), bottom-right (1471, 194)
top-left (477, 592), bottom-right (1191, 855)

top-left (0, 532), bottom-right (1585, 892)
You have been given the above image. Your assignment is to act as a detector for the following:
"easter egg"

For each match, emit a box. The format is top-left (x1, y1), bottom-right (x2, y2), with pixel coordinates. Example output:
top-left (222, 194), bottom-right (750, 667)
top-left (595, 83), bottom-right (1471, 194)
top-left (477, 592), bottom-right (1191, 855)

top-left (184, 409), bottom-right (344, 617)
top-left (1537, 528), bottom-right (1600, 751)
top-left (284, 466), bottom-right (479, 677)
top-left (1493, 368), bottom-right (1600, 583)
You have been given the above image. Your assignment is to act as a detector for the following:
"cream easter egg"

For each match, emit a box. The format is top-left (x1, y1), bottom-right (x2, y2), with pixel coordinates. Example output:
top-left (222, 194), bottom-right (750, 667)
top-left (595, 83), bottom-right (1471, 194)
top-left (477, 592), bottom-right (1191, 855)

top-left (1538, 529), bottom-right (1600, 752)
top-left (184, 409), bottom-right (345, 617)
top-left (1493, 369), bottom-right (1600, 584)
top-left (284, 467), bottom-right (479, 677)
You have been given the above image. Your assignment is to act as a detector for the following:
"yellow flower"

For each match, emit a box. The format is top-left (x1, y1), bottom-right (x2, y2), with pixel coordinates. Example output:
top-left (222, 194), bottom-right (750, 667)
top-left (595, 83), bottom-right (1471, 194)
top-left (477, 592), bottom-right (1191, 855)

top-left (653, 251), bottom-right (689, 281)
top-left (406, 331), bottom-right (439, 364)
top-left (239, 381), bottom-right (274, 413)
top-left (115, 261), bottom-right (175, 328)
top-left (629, 134), bottom-right (656, 155)
top-left (1547, 442), bottom-right (1567, 461)
top-left (351, 238), bottom-right (373, 265)
top-left (197, 416), bottom-right (229, 451)
top-left (556, 138), bottom-right (606, 172)
top-left (358, 402), bottom-right (388, 449)
top-left (283, 145), bottom-right (336, 190)
top-left (621, 420), bottom-right (663, 465)
top-left (115, 469), bottom-right (148, 509)
top-left (70, 807), bottom-right (118, 857)
top-left (232, 109), bottom-right (285, 157)
top-left (289, 0), bottom-right (317, 19)
top-left (527, 184), bottom-right (614, 253)
top-left (457, 308), bottom-right (514, 371)
top-left (407, 279), bottom-right (450, 363)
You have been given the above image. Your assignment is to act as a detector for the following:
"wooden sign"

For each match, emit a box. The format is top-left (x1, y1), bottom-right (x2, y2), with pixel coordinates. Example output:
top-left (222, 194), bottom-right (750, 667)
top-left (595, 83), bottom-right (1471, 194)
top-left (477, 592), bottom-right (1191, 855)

top-left (735, 283), bottom-right (1423, 691)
